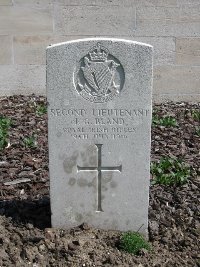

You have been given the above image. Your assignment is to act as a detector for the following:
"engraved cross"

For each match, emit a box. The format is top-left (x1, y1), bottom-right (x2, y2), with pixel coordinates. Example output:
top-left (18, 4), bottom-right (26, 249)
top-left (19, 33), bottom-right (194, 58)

top-left (77, 144), bottom-right (122, 212)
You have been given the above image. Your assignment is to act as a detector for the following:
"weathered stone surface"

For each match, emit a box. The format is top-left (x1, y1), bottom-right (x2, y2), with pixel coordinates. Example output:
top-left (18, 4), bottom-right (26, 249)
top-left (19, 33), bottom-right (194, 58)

top-left (0, 6), bottom-right (53, 35)
top-left (100, 36), bottom-right (174, 65)
top-left (177, 0), bottom-right (200, 5)
top-left (13, 35), bottom-right (174, 65)
top-left (54, 5), bottom-right (136, 35)
top-left (154, 93), bottom-right (200, 103)
top-left (136, 6), bottom-right (200, 37)
top-left (176, 38), bottom-right (200, 66)
top-left (101, 36), bottom-right (175, 65)
top-left (13, 0), bottom-right (51, 8)
top-left (53, 0), bottom-right (134, 5)
top-left (135, 0), bottom-right (178, 7)
top-left (0, 35), bottom-right (12, 64)
top-left (0, 65), bottom-right (45, 95)
top-left (0, 0), bottom-right (12, 5)
top-left (13, 35), bottom-right (90, 65)
top-left (129, 37), bottom-right (175, 65)
top-left (153, 65), bottom-right (200, 94)
top-left (47, 38), bottom-right (153, 236)
top-left (14, 36), bottom-right (50, 65)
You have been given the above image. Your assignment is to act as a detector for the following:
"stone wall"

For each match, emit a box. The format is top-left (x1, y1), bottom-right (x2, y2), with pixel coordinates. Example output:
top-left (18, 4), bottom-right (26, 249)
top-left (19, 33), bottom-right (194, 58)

top-left (0, 0), bottom-right (200, 102)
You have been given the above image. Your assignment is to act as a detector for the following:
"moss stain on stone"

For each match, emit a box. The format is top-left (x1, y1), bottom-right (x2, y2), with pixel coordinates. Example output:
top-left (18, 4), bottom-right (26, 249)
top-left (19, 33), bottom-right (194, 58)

top-left (63, 151), bottom-right (78, 174)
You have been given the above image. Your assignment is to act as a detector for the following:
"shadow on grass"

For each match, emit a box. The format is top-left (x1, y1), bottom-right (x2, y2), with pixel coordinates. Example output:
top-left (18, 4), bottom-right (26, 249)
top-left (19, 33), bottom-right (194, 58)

top-left (0, 196), bottom-right (51, 229)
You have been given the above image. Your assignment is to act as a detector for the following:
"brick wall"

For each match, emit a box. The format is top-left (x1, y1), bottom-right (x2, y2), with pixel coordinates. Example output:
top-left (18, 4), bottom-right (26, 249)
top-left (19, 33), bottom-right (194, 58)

top-left (0, 0), bottom-right (200, 102)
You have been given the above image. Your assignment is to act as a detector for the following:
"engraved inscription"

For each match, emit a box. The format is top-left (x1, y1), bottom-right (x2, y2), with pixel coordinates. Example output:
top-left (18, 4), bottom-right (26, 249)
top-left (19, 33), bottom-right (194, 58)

top-left (50, 108), bottom-right (150, 117)
top-left (77, 144), bottom-right (122, 212)
top-left (50, 107), bottom-right (150, 140)
top-left (74, 43), bottom-right (125, 103)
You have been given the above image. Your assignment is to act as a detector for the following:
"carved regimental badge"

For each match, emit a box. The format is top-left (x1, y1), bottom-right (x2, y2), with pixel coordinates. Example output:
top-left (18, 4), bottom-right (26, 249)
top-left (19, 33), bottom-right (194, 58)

top-left (74, 43), bottom-right (125, 103)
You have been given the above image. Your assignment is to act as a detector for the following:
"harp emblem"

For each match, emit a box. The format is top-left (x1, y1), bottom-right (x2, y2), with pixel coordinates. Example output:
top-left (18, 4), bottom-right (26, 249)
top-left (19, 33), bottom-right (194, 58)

top-left (74, 43), bottom-right (125, 103)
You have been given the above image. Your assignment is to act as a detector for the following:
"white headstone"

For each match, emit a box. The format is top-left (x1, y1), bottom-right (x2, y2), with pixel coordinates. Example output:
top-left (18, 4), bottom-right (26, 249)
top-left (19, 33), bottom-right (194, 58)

top-left (47, 38), bottom-right (153, 236)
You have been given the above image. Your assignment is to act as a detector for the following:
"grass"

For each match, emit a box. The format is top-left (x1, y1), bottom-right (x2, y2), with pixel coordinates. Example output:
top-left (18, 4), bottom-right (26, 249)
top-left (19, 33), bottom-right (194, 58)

top-left (191, 109), bottom-right (200, 121)
top-left (23, 135), bottom-right (37, 148)
top-left (151, 157), bottom-right (190, 186)
top-left (195, 127), bottom-right (200, 136)
top-left (0, 116), bottom-right (12, 150)
top-left (36, 104), bottom-right (47, 116)
top-left (152, 114), bottom-right (177, 127)
top-left (120, 232), bottom-right (151, 255)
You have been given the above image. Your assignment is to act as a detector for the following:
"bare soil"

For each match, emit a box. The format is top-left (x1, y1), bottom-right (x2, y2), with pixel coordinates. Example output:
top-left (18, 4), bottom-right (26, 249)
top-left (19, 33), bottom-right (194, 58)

top-left (0, 95), bottom-right (199, 267)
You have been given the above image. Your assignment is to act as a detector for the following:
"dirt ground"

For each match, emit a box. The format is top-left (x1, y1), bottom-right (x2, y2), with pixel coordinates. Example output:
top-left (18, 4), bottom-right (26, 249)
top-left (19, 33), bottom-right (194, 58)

top-left (0, 95), bottom-right (199, 267)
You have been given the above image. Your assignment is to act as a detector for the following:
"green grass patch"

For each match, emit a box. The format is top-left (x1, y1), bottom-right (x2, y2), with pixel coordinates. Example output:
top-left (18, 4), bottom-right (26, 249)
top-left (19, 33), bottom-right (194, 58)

top-left (0, 116), bottom-right (12, 150)
top-left (195, 127), bottom-right (200, 136)
top-left (120, 232), bottom-right (151, 255)
top-left (191, 109), bottom-right (200, 121)
top-left (36, 104), bottom-right (47, 116)
top-left (23, 135), bottom-right (37, 148)
top-left (151, 157), bottom-right (190, 186)
top-left (152, 115), bottom-right (177, 127)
